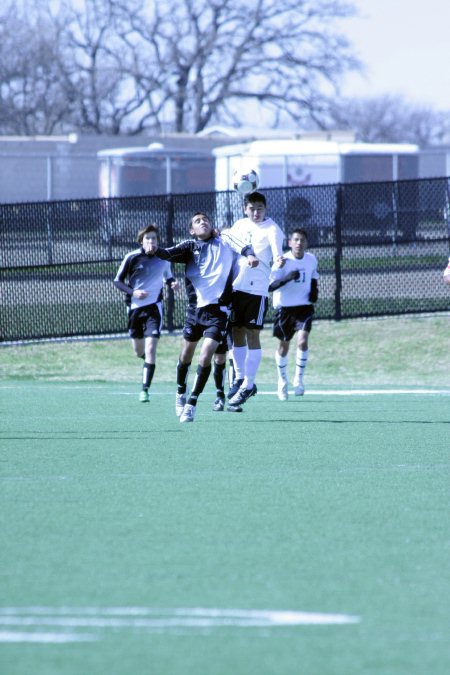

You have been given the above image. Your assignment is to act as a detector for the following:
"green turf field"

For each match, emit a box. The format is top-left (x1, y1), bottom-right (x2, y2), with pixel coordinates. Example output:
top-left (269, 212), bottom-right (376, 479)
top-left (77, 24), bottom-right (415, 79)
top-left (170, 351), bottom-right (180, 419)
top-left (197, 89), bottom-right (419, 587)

top-left (1, 377), bottom-right (449, 675)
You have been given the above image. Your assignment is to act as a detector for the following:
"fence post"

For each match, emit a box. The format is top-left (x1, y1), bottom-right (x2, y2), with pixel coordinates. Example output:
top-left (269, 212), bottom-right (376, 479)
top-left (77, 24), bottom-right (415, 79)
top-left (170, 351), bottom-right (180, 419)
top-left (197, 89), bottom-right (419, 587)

top-left (165, 194), bottom-right (175, 332)
top-left (334, 186), bottom-right (343, 321)
top-left (46, 202), bottom-right (54, 265)
top-left (45, 157), bottom-right (54, 264)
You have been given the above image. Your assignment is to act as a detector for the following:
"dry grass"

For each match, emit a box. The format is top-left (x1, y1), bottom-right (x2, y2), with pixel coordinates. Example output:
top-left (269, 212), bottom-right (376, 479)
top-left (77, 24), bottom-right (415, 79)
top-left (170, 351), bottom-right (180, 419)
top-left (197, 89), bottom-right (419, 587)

top-left (1, 313), bottom-right (449, 387)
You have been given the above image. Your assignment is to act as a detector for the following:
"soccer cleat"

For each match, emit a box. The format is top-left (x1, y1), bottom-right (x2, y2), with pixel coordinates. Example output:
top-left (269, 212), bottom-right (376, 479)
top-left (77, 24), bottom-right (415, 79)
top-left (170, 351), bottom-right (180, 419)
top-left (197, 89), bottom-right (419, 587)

top-left (212, 396), bottom-right (225, 412)
top-left (294, 383), bottom-right (305, 396)
top-left (179, 403), bottom-right (196, 423)
top-left (228, 384), bottom-right (258, 407)
top-left (227, 403), bottom-right (243, 413)
top-left (227, 378), bottom-right (244, 400)
top-left (139, 390), bottom-right (150, 402)
top-left (277, 380), bottom-right (288, 401)
top-left (175, 392), bottom-right (187, 417)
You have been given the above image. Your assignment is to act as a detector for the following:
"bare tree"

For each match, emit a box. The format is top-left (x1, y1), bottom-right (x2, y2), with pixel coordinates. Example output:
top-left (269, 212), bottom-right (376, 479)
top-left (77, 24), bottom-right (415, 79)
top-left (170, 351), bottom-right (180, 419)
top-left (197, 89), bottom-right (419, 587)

top-left (327, 94), bottom-right (450, 146)
top-left (114, 0), bottom-right (360, 132)
top-left (0, 5), bottom-right (69, 134)
top-left (0, 0), bottom-right (360, 135)
top-left (43, 0), bottom-right (149, 134)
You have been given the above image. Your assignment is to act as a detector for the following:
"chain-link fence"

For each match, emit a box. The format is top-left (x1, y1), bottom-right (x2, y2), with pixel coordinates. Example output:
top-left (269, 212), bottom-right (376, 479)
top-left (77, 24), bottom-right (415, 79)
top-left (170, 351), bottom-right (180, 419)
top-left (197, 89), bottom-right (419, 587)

top-left (1, 178), bottom-right (449, 342)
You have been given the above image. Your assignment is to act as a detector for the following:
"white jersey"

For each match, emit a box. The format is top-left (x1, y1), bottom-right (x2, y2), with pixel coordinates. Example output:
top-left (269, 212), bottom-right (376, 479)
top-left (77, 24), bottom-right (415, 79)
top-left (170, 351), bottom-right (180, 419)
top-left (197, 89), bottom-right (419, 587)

top-left (270, 251), bottom-right (319, 308)
top-left (224, 217), bottom-right (285, 297)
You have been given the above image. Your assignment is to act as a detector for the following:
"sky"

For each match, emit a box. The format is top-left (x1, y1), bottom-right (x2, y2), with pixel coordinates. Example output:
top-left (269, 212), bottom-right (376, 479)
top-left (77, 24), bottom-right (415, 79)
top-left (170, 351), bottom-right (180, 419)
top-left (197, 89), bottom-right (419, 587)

top-left (339, 0), bottom-right (450, 110)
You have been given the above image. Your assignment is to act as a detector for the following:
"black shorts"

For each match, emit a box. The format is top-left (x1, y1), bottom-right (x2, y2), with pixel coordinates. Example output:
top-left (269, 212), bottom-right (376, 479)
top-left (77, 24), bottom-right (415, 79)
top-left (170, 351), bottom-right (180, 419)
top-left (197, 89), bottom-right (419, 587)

top-left (128, 302), bottom-right (163, 339)
top-left (230, 290), bottom-right (268, 329)
top-left (272, 305), bottom-right (314, 342)
top-left (183, 304), bottom-right (228, 344)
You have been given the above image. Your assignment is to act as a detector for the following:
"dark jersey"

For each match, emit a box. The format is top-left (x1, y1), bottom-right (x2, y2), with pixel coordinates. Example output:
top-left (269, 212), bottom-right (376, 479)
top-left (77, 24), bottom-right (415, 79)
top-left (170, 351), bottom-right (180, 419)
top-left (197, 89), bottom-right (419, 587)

top-left (114, 248), bottom-right (174, 310)
top-left (155, 236), bottom-right (248, 309)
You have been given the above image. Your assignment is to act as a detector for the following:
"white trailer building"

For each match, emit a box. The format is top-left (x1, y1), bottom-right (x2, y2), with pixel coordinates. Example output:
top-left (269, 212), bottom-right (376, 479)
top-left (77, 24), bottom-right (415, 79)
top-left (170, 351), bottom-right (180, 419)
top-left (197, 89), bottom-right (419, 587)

top-left (213, 139), bottom-right (420, 190)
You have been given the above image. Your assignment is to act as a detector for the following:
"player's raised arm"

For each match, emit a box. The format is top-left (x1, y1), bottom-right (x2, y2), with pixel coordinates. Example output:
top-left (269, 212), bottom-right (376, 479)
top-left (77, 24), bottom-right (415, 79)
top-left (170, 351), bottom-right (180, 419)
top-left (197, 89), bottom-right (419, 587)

top-left (153, 240), bottom-right (194, 263)
top-left (221, 229), bottom-right (259, 267)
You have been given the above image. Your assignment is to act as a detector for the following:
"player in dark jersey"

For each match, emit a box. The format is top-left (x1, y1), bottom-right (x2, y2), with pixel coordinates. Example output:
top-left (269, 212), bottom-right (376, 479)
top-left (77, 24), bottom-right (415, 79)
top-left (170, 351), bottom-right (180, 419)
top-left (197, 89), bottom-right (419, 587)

top-left (154, 212), bottom-right (257, 423)
top-left (114, 224), bottom-right (177, 402)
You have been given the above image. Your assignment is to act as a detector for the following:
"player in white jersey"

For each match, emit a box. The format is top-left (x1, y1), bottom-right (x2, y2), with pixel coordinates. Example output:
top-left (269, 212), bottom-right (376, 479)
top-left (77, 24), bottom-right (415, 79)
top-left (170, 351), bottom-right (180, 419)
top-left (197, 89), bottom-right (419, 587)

top-left (269, 228), bottom-right (319, 400)
top-left (114, 224), bottom-right (177, 402)
top-left (443, 257), bottom-right (450, 285)
top-left (222, 191), bottom-right (285, 410)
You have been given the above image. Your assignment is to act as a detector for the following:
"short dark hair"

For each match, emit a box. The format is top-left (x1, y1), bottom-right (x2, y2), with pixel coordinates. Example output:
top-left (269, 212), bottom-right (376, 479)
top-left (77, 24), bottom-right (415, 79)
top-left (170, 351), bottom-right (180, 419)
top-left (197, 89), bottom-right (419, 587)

top-left (137, 223), bottom-right (158, 244)
top-left (244, 191), bottom-right (266, 207)
top-left (190, 212), bottom-right (210, 227)
top-left (289, 227), bottom-right (308, 240)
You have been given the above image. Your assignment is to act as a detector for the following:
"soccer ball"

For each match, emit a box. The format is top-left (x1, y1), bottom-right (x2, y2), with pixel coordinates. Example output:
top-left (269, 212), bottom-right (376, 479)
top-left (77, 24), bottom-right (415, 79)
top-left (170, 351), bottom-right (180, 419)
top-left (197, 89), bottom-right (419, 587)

top-left (233, 169), bottom-right (259, 194)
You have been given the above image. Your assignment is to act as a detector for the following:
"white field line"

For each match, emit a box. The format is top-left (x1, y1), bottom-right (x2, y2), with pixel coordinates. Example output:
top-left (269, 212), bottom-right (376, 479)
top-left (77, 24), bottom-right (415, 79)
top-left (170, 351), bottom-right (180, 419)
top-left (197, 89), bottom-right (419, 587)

top-left (0, 631), bottom-right (97, 643)
top-left (1, 384), bottom-right (449, 396)
top-left (110, 388), bottom-right (449, 396)
top-left (0, 607), bottom-right (360, 642)
top-left (258, 388), bottom-right (450, 396)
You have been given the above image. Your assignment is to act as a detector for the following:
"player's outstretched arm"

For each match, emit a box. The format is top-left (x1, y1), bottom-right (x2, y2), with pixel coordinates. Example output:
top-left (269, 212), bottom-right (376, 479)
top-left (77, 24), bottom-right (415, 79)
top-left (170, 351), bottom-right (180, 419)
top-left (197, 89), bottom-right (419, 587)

top-left (268, 269), bottom-right (299, 292)
top-left (153, 240), bottom-right (193, 263)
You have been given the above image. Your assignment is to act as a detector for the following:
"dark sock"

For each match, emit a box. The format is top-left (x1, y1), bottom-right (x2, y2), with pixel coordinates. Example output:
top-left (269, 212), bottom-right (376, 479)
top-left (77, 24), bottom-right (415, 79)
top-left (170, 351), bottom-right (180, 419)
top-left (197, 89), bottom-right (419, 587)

top-left (142, 362), bottom-right (155, 390)
top-left (177, 360), bottom-right (191, 394)
top-left (213, 362), bottom-right (226, 397)
top-left (187, 364), bottom-right (212, 406)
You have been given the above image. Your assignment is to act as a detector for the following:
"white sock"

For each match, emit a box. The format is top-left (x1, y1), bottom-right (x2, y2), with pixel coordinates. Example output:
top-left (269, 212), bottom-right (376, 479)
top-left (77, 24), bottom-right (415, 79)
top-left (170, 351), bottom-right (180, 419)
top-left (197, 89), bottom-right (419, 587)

top-left (275, 351), bottom-right (288, 382)
top-left (243, 348), bottom-right (262, 388)
top-left (232, 345), bottom-right (247, 380)
top-left (294, 348), bottom-right (308, 385)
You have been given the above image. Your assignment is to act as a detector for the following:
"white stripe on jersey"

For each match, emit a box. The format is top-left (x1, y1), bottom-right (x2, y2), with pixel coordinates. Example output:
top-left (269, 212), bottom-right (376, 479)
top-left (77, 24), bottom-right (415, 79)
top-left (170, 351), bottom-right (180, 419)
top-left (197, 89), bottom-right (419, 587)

top-left (114, 249), bottom-right (173, 310)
